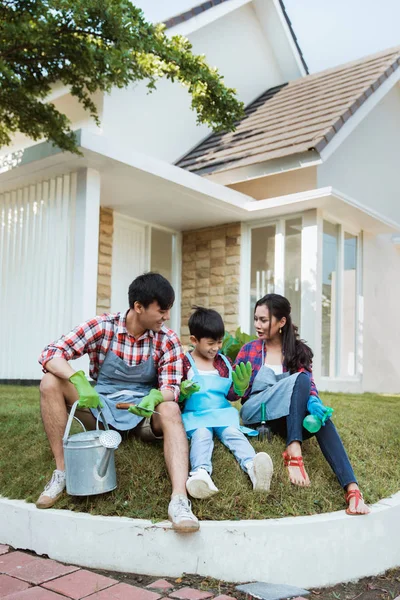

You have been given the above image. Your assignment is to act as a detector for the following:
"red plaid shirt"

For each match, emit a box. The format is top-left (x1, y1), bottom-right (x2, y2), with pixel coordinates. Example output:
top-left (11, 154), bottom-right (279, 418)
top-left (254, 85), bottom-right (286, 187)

top-left (228, 339), bottom-right (319, 402)
top-left (39, 312), bottom-right (184, 400)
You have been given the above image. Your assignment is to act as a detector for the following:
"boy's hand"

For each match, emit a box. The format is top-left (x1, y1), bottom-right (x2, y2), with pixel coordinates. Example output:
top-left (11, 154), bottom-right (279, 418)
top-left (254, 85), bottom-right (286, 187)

top-left (69, 370), bottom-right (104, 409)
top-left (179, 380), bottom-right (200, 402)
top-left (128, 389), bottom-right (164, 418)
top-left (307, 395), bottom-right (333, 424)
top-left (232, 361), bottom-right (252, 397)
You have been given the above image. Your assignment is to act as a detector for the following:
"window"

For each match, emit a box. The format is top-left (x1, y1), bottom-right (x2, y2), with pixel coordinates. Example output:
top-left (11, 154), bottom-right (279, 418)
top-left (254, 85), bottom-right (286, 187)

top-left (249, 217), bottom-right (302, 333)
top-left (284, 218), bottom-right (302, 327)
top-left (250, 225), bottom-right (276, 332)
top-left (321, 221), bottom-right (359, 378)
top-left (321, 221), bottom-right (339, 377)
top-left (342, 233), bottom-right (357, 376)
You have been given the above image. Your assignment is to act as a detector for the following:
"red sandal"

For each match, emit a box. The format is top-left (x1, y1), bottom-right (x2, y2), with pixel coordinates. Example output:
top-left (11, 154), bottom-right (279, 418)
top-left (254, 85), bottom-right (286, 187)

top-left (282, 450), bottom-right (308, 482)
top-left (345, 488), bottom-right (366, 515)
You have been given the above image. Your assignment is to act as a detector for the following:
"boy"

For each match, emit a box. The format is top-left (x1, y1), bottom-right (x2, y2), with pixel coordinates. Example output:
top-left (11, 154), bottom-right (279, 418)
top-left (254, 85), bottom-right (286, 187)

top-left (180, 306), bottom-right (273, 499)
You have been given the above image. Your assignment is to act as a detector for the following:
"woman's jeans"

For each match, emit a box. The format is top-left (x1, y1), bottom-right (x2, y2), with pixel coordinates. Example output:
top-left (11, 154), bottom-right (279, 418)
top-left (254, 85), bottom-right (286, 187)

top-left (188, 426), bottom-right (256, 474)
top-left (247, 372), bottom-right (357, 488)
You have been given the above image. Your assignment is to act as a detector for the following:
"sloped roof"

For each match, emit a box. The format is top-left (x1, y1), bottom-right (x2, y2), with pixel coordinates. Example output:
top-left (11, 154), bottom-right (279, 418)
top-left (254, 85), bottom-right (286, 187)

top-left (177, 46), bottom-right (400, 176)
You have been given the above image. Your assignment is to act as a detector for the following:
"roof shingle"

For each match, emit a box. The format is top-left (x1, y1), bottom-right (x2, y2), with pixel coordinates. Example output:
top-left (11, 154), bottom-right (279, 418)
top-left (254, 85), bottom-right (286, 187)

top-left (177, 46), bottom-right (400, 176)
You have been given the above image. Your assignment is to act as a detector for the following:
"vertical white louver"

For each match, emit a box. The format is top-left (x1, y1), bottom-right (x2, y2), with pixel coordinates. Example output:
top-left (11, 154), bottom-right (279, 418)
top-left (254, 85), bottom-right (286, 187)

top-left (0, 173), bottom-right (76, 379)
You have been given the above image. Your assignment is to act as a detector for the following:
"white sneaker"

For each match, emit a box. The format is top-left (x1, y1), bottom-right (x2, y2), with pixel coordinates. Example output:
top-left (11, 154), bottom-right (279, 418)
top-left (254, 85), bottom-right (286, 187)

top-left (36, 470), bottom-right (66, 509)
top-left (246, 452), bottom-right (273, 492)
top-left (168, 494), bottom-right (200, 532)
top-left (186, 468), bottom-right (219, 499)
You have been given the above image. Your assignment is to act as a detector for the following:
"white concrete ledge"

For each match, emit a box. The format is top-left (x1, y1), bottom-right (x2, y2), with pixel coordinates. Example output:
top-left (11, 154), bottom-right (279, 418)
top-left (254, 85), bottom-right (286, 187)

top-left (1, 493), bottom-right (400, 588)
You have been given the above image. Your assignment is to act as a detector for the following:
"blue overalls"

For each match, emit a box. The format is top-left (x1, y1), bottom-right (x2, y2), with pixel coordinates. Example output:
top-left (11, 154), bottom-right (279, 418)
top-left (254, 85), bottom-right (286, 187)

top-left (90, 337), bottom-right (157, 431)
top-left (240, 344), bottom-right (300, 424)
top-left (182, 352), bottom-right (257, 474)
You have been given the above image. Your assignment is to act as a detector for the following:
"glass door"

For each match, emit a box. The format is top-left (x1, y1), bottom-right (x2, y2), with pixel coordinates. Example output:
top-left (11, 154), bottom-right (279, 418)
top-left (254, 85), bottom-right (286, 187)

top-left (249, 217), bottom-right (302, 334)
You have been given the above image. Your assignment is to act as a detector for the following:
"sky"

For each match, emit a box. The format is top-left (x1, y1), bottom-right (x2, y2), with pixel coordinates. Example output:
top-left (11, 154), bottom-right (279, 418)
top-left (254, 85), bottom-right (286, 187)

top-left (134, 0), bottom-right (400, 73)
top-left (284, 0), bottom-right (400, 72)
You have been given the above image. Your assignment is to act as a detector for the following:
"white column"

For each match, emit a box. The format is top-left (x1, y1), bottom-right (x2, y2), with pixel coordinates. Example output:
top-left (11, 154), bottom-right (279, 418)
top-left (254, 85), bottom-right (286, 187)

top-left (72, 168), bottom-right (101, 325)
top-left (300, 209), bottom-right (322, 381)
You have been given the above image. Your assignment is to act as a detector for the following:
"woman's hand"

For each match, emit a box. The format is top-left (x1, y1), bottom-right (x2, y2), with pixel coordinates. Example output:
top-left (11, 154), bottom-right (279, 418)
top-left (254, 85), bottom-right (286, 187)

top-left (307, 395), bottom-right (332, 423)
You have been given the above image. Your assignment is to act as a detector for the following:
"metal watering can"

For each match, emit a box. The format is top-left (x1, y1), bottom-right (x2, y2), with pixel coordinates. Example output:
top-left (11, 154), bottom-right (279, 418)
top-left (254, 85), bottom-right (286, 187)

top-left (63, 400), bottom-right (122, 496)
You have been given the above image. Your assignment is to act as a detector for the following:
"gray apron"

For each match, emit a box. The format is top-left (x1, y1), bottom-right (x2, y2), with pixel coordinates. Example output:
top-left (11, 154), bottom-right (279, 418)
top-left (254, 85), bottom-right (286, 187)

top-left (240, 344), bottom-right (300, 425)
top-left (90, 337), bottom-right (158, 431)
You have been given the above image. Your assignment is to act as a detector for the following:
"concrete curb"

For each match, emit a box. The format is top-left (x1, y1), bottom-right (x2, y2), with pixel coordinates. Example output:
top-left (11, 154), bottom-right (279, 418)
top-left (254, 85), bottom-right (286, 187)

top-left (1, 493), bottom-right (400, 588)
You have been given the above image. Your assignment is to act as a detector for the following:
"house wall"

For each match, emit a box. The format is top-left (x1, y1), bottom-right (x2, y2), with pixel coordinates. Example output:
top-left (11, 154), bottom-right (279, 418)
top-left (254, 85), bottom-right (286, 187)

top-left (228, 166), bottom-right (317, 199)
top-left (0, 91), bottom-right (103, 157)
top-left (96, 208), bottom-right (114, 315)
top-left (101, 3), bottom-right (288, 163)
top-left (362, 233), bottom-right (400, 393)
top-left (181, 223), bottom-right (241, 343)
top-left (318, 84), bottom-right (400, 225)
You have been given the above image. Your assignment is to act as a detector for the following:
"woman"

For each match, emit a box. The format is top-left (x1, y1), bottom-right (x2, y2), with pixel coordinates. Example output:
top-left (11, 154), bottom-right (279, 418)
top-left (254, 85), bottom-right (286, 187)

top-left (233, 293), bottom-right (369, 516)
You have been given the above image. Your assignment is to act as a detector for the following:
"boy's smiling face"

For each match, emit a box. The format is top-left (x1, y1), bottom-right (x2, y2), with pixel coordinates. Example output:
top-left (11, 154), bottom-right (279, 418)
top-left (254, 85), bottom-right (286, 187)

top-left (190, 336), bottom-right (223, 361)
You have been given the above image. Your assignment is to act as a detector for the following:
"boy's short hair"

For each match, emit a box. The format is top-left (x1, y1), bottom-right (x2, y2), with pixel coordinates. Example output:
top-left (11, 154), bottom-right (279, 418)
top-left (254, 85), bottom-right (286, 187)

top-left (188, 306), bottom-right (225, 340)
top-left (128, 272), bottom-right (175, 310)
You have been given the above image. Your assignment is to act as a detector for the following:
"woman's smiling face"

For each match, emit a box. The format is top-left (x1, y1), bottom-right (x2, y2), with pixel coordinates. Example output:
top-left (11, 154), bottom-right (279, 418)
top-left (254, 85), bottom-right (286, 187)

top-left (254, 304), bottom-right (286, 340)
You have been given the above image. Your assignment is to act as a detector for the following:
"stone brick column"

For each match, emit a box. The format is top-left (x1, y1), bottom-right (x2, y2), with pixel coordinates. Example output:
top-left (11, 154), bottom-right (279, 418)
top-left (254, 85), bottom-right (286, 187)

top-left (96, 208), bottom-right (113, 315)
top-left (180, 223), bottom-right (241, 344)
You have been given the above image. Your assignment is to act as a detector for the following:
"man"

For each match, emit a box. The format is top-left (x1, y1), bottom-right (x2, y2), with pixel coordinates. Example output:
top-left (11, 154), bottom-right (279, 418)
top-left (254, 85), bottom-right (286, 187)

top-left (37, 272), bottom-right (199, 532)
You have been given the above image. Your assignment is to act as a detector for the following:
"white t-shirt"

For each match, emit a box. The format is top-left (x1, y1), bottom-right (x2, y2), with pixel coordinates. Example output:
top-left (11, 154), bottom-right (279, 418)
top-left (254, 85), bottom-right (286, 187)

top-left (265, 363), bottom-right (283, 375)
top-left (187, 367), bottom-right (218, 380)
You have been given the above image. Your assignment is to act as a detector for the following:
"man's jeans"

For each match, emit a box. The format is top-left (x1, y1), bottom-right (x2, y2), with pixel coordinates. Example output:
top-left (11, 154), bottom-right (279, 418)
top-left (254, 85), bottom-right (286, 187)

top-left (188, 426), bottom-right (256, 474)
top-left (267, 372), bottom-right (357, 488)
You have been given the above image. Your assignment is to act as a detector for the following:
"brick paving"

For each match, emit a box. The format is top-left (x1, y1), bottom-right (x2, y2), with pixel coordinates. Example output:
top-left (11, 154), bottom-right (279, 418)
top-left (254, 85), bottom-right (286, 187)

top-left (0, 547), bottom-right (242, 600)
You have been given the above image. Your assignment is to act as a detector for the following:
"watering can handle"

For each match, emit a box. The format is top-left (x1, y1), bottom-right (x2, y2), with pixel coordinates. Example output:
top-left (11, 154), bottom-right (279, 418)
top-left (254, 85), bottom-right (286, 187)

top-left (62, 400), bottom-right (109, 444)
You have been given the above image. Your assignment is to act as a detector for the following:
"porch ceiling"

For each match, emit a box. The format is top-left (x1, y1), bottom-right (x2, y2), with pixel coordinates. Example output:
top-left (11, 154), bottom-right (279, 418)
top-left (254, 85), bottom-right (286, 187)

top-left (0, 130), bottom-right (398, 234)
top-left (0, 129), bottom-right (249, 230)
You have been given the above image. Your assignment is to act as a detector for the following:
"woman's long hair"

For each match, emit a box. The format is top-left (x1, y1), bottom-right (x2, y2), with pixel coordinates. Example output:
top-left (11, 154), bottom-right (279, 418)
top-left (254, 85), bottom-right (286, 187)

top-left (254, 294), bottom-right (313, 374)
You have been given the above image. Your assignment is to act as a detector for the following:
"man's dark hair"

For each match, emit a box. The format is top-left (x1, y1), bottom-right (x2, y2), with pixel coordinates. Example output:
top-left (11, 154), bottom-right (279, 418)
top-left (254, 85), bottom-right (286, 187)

top-left (128, 272), bottom-right (175, 310)
top-left (188, 306), bottom-right (225, 340)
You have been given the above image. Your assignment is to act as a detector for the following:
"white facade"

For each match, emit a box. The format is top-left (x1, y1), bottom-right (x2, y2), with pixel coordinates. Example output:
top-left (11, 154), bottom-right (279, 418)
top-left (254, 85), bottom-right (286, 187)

top-left (101, 0), bottom-right (302, 163)
top-left (0, 1), bottom-right (399, 393)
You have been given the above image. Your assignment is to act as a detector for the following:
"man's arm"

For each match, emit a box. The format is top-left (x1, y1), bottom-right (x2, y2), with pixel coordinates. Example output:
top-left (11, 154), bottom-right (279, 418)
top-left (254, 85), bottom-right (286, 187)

top-left (44, 357), bottom-right (76, 380)
top-left (157, 333), bottom-right (184, 401)
top-left (39, 316), bottom-right (107, 374)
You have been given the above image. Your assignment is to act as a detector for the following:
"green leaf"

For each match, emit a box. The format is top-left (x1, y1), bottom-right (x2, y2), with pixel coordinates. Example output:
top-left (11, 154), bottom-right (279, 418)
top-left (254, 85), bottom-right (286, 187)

top-left (0, 1), bottom-right (244, 153)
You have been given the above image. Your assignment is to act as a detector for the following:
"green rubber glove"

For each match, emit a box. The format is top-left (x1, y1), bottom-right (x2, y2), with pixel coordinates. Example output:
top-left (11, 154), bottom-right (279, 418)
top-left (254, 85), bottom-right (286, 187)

top-left (128, 389), bottom-right (164, 418)
top-left (232, 361), bottom-right (252, 397)
top-left (179, 380), bottom-right (201, 402)
top-left (69, 370), bottom-right (104, 409)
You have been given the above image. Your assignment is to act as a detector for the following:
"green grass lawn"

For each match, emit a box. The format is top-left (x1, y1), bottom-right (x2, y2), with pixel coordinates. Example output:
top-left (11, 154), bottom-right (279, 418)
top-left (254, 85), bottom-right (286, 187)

top-left (0, 385), bottom-right (399, 521)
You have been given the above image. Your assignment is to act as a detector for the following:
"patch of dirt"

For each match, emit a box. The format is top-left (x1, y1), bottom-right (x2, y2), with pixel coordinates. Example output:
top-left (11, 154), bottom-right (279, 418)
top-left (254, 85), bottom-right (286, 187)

top-left (91, 567), bottom-right (400, 600)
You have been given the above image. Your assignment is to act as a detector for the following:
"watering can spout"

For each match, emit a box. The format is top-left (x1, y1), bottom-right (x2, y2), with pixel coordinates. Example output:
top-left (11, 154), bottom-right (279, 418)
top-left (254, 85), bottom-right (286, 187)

top-left (96, 430), bottom-right (122, 479)
top-left (97, 448), bottom-right (113, 479)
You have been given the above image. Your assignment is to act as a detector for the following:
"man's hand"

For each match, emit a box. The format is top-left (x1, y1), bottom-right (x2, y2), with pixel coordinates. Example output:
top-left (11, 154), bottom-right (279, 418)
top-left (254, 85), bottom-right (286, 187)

top-left (179, 380), bottom-right (200, 402)
top-left (232, 361), bottom-right (252, 397)
top-left (128, 389), bottom-right (164, 418)
top-left (69, 370), bottom-right (104, 409)
top-left (307, 395), bottom-right (333, 424)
